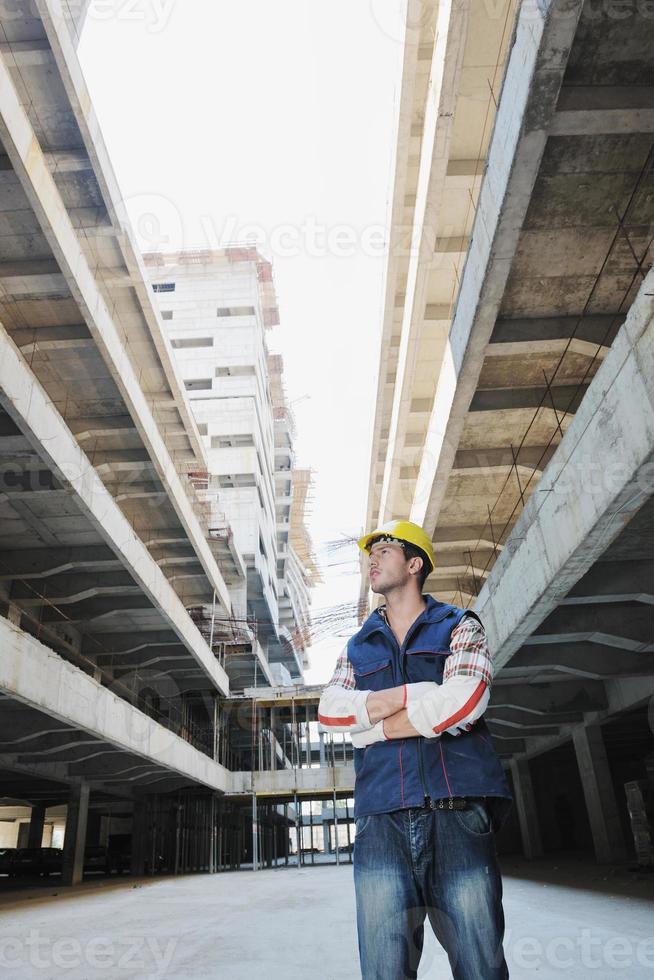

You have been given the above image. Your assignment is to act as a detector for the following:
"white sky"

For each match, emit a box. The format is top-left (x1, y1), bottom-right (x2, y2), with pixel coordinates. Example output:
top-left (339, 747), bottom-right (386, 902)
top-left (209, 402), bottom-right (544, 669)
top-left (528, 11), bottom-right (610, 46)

top-left (78, 0), bottom-right (406, 683)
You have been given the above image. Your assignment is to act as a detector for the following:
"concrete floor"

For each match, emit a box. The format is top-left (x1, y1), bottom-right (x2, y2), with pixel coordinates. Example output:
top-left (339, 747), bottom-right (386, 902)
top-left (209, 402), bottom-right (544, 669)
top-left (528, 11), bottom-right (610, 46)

top-left (0, 856), bottom-right (652, 978)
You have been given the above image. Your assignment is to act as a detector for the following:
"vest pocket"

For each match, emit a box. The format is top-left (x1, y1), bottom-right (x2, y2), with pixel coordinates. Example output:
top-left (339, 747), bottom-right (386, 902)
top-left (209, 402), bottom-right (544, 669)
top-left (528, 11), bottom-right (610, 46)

top-left (404, 649), bottom-right (447, 683)
top-left (353, 658), bottom-right (392, 692)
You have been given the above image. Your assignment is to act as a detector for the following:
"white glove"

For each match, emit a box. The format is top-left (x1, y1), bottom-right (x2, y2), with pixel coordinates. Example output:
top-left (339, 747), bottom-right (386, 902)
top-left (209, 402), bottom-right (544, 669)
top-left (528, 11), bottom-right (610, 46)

top-left (318, 686), bottom-right (375, 733)
top-left (351, 720), bottom-right (386, 748)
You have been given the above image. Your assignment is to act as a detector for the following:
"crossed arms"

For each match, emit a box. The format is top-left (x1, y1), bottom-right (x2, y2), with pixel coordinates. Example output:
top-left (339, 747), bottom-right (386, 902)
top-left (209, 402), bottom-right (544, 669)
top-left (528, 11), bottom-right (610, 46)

top-left (317, 616), bottom-right (493, 747)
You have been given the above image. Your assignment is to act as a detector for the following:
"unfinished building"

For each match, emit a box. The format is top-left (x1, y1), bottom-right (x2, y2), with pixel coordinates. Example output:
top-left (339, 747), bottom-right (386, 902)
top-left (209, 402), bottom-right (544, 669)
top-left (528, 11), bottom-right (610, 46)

top-left (366, 0), bottom-right (654, 864)
top-left (0, 2), bottom-right (334, 885)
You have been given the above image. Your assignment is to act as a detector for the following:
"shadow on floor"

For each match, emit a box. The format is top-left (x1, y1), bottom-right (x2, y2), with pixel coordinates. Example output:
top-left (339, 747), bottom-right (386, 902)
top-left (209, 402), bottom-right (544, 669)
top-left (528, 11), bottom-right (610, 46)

top-left (500, 850), bottom-right (654, 902)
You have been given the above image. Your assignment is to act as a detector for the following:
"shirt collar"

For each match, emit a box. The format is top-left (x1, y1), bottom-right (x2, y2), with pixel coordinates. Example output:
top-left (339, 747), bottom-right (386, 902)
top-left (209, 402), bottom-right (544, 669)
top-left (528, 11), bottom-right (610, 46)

top-left (354, 595), bottom-right (452, 643)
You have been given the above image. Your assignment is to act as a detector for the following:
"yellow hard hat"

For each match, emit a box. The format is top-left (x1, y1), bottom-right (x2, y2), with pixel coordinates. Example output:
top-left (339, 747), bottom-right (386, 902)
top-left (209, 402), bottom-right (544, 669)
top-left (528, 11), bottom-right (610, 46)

top-left (358, 519), bottom-right (435, 574)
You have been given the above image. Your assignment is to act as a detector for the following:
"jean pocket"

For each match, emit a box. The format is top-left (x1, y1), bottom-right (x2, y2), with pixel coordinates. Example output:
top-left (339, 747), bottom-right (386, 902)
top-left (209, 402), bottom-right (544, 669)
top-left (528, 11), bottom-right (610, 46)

top-left (454, 799), bottom-right (493, 837)
top-left (355, 815), bottom-right (373, 839)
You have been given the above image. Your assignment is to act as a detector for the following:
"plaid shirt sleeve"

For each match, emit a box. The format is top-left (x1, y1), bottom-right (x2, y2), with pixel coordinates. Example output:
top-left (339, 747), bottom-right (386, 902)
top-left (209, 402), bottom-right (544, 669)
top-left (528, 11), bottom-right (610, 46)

top-left (324, 645), bottom-right (356, 691)
top-left (442, 615), bottom-right (494, 688)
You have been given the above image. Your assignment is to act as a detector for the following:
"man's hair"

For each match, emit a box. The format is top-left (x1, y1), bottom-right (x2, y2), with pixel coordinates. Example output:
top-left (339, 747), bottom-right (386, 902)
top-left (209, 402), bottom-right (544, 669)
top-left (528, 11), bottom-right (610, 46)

top-left (367, 534), bottom-right (432, 590)
top-left (402, 542), bottom-right (431, 590)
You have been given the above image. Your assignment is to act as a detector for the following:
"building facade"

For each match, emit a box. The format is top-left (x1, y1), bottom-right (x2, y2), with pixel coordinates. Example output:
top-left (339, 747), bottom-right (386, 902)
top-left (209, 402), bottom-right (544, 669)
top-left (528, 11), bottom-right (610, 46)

top-left (144, 248), bottom-right (313, 683)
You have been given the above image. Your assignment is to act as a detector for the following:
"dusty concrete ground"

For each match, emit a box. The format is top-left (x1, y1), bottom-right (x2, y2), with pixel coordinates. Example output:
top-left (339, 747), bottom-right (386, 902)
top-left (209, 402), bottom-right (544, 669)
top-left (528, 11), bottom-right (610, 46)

top-left (0, 855), bottom-right (652, 978)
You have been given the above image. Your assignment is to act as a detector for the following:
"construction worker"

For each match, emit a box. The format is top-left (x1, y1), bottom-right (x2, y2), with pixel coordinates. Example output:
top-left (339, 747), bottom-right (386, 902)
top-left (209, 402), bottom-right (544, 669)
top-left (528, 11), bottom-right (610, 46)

top-left (318, 519), bottom-right (512, 980)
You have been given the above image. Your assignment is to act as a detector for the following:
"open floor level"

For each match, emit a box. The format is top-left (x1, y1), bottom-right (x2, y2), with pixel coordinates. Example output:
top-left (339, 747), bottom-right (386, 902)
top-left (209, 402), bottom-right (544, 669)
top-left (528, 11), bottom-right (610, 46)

top-left (0, 854), bottom-right (653, 978)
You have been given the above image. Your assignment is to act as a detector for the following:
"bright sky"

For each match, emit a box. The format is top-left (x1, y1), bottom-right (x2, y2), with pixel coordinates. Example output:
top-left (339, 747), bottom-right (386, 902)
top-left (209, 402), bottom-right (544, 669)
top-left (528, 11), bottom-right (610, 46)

top-left (79, 0), bottom-right (405, 683)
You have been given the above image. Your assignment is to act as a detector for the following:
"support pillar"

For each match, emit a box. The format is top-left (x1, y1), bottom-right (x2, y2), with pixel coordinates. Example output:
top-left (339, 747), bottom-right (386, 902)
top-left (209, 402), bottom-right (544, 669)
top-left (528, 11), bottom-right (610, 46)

top-left (333, 788), bottom-right (340, 866)
top-left (251, 793), bottom-right (258, 872)
top-left (294, 791), bottom-right (301, 868)
top-left (509, 758), bottom-right (543, 859)
top-left (27, 803), bottom-right (46, 849)
top-left (322, 804), bottom-right (330, 854)
top-left (304, 705), bottom-right (311, 767)
top-left (131, 798), bottom-right (147, 876)
top-left (270, 707), bottom-right (276, 770)
top-left (213, 695), bottom-right (220, 763)
top-left (209, 795), bottom-right (217, 874)
top-left (573, 724), bottom-right (627, 864)
top-left (61, 783), bottom-right (90, 886)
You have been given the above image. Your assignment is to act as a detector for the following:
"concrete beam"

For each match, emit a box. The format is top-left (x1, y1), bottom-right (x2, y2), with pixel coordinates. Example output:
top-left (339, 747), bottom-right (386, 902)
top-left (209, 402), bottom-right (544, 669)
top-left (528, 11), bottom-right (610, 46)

top-left (469, 384), bottom-right (587, 413)
top-left (0, 39), bottom-right (232, 616)
top-left (0, 752), bottom-right (168, 801)
top-left (0, 616), bottom-right (230, 794)
top-left (452, 446), bottom-right (556, 471)
top-left (0, 258), bottom-right (61, 276)
top-left (532, 605), bottom-right (654, 651)
top-left (487, 719), bottom-right (558, 736)
top-left (446, 159), bottom-right (485, 179)
top-left (378, 0), bottom-right (470, 521)
top-left (475, 262), bottom-right (654, 670)
top-left (564, 560), bottom-right (654, 605)
top-left (550, 107), bottom-right (654, 137)
top-left (364, 0), bottom-right (434, 530)
top-left (491, 679), bottom-right (607, 714)
top-left (230, 765), bottom-right (355, 797)
top-left (11, 323), bottom-right (91, 347)
top-left (0, 545), bottom-right (120, 580)
top-left (44, 149), bottom-right (93, 173)
top-left (411, 0), bottom-right (585, 530)
top-left (508, 644), bottom-right (654, 679)
top-left (490, 314), bottom-right (622, 346)
top-left (0, 323), bottom-right (228, 696)
top-left (35, 0), bottom-right (209, 468)
top-left (86, 632), bottom-right (184, 655)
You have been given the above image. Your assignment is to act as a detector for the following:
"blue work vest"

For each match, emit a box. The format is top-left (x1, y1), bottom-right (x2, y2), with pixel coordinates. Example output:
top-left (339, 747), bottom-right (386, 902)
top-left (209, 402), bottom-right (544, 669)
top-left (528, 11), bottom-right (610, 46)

top-left (349, 596), bottom-right (512, 821)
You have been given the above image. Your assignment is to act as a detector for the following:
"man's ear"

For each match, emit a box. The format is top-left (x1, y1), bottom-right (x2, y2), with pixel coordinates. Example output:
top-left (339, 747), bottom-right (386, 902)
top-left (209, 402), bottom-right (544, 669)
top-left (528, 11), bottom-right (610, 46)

top-left (408, 556), bottom-right (423, 578)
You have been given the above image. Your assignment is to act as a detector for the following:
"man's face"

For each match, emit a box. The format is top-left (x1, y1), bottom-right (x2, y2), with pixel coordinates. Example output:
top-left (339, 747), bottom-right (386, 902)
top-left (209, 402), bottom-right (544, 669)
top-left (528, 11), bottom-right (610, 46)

top-left (367, 540), bottom-right (411, 594)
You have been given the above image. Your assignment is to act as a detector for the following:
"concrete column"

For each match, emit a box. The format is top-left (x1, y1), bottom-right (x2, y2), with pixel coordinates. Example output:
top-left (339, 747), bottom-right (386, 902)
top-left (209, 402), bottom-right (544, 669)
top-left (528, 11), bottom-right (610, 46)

top-left (322, 809), bottom-right (330, 855)
top-left (61, 783), bottom-right (90, 885)
top-left (269, 707), bottom-right (276, 770)
top-left (319, 730), bottom-right (326, 767)
top-left (304, 705), bottom-right (311, 767)
top-left (573, 724), bottom-right (627, 864)
top-left (7, 603), bottom-right (21, 626)
top-left (509, 758), bottom-right (543, 859)
top-left (131, 799), bottom-right (147, 876)
top-left (27, 803), bottom-right (46, 849)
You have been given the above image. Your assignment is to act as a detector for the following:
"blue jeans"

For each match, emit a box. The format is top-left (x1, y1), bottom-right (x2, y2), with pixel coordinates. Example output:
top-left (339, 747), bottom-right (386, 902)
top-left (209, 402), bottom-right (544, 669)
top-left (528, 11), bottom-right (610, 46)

top-left (353, 800), bottom-right (509, 979)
